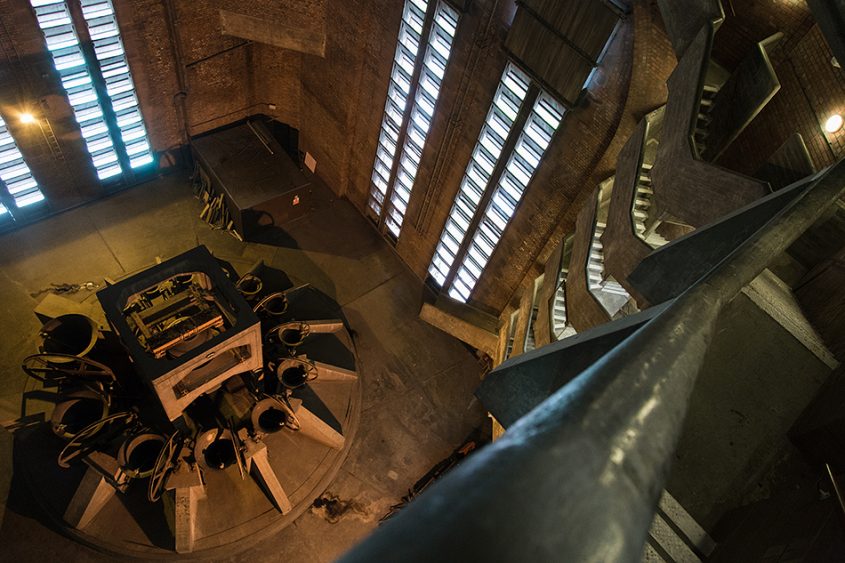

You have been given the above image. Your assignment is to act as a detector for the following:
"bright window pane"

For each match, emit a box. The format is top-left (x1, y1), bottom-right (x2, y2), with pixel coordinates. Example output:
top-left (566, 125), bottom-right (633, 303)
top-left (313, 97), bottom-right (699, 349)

top-left (0, 116), bottom-right (46, 208)
top-left (31, 0), bottom-right (124, 180)
top-left (383, 1), bottom-right (459, 237)
top-left (427, 63), bottom-right (530, 288)
top-left (367, 0), bottom-right (436, 221)
top-left (81, 0), bottom-right (154, 170)
top-left (445, 93), bottom-right (564, 301)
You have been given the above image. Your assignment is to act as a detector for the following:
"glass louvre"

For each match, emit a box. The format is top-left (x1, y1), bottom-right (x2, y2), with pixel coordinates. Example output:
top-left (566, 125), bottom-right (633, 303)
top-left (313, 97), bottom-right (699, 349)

top-left (0, 117), bottom-right (45, 208)
top-left (427, 63), bottom-right (530, 286)
top-left (80, 0), bottom-right (153, 169)
top-left (367, 0), bottom-right (429, 218)
top-left (383, 1), bottom-right (459, 237)
top-left (448, 93), bottom-right (564, 302)
top-left (31, 0), bottom-right (122, 180)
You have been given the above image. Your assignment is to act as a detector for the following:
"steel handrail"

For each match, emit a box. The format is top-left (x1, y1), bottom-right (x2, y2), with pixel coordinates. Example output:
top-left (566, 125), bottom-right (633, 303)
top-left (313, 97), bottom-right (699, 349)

top-left (339, 160), bottom-right (845, 562)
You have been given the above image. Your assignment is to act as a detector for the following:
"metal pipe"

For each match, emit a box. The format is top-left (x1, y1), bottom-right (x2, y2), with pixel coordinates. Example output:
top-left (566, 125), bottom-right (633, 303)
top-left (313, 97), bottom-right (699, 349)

top-left (826, 463), bottom-right (845, 519)
top-left (163, 0), bottom-right (190, 144)
top-left (415, 0), bottom-right (501, 231)
top-left (339, 160), bottom-right (845, 562)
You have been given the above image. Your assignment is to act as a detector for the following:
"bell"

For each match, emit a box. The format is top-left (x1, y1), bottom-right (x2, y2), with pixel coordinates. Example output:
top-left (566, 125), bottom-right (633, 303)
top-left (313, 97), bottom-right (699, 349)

top-left (277, 321), bottom-right (311, 348)
top-left (276, 358), bottom-right (316, 390)
top-left (39, 314), bottom-right (99, 363)
top-left (50, 390), bottom-right (109, 439)
top-left (117, 433), bottom-right (166, 479)
top-left (251, 397), bottom-right (291, 435)
top-left (254, 292), bottom-right (288, 317)
top-left (236, 273), bottom-right (263, 300)
top-left (194, 428), bottom-right (238, 471)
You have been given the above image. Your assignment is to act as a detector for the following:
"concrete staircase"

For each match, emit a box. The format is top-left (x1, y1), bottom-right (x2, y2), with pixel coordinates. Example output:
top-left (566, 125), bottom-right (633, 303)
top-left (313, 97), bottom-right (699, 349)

top-left (633, 162), bottom-right (670, 249)
top-left (478, 168), bottom-right (841, 558)
top-left (642, 490), bottom-right (716, 563)
top-left (588, 222), bottom-right (628, 296)
top-left (588, 222), bottom-right (632, 320)
top-left (693, 83), bottom-right (720, 156)
top-left (551, 268), bottom-right (577, 341)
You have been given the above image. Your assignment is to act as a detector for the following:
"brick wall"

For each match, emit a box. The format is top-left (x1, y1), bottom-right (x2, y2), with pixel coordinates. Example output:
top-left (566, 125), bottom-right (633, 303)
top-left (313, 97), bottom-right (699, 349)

top-left (0, 0), bottom-right (104, 214)
top-left (494, 0), bottom-right (677, 317)
top-left (0, 0), bottom-right (326, 222)
top-left (296, 0), bottom-right (394, 197)
top-left (712, 0), bottom-right (814, 69)
top-left (395, 1), bottom-right (512, 286)
top-left (717, 18), bottom-right (845, 175)
top-left (497, 0), bottom-right (843, 330)
top-left (2, 0), bottom-right (838, 323)
top-left (386, 0), bottom-right (678, 314)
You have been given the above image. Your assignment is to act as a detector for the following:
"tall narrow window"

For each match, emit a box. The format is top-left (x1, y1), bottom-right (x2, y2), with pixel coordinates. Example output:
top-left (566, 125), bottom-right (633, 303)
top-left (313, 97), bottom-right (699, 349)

top-left (428, 63), bottom-right (530, 286)
top-left (368, 0), bottom-right (459, 238)
top-left (80, 0), bottom-right (153, 169)
top-left (31, 0), bottom-right (121, 180)
top-left (448, 93), bottom-right (564, 302)
top-left (0, 116), bottom-right (45, 209)
top-left (30, 0), bottom-right (153, 181)
top-left (427, 62), bottom-right (564, 303)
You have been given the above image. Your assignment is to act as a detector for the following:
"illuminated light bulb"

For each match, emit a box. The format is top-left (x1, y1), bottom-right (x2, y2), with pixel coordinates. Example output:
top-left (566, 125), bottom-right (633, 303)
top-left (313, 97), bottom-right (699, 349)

top-left (824, 114), bottom-right (843, 133)
top-left (19, 113), bottom-right (36, 124)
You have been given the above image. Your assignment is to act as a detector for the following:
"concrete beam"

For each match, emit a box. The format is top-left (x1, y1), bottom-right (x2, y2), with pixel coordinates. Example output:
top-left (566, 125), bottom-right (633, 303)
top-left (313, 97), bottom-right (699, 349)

top-left (220, 10), bottom-right (326, 57)
top-left (420, 298), bottom-right (499, 358)
top-left (477, 302), bottom-right (670, 427)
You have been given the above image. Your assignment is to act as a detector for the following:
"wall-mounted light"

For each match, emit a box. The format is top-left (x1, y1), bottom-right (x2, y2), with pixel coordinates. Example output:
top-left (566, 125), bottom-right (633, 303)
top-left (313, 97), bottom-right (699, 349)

top-left (824, 114), bottom-right (843, 133)
top-left (19, 112), bottom-right (36, 124)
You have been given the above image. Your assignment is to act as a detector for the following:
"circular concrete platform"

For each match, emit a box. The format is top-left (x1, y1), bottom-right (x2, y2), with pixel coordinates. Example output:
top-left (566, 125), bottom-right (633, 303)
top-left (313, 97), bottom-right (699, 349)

top-left (15, 284), bottom-right (361, 559)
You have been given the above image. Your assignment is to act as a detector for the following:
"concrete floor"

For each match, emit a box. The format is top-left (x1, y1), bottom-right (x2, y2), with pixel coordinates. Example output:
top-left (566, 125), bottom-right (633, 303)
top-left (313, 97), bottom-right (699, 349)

top-left (0, 172), bottom-right (487, 562)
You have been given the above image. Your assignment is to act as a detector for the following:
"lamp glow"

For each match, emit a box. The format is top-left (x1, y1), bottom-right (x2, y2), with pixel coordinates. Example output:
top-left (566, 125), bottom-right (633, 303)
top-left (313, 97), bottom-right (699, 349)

top-left (824, 114), bottom-right (843, 133)
top-left (19, 113), bottom-right (36, 124)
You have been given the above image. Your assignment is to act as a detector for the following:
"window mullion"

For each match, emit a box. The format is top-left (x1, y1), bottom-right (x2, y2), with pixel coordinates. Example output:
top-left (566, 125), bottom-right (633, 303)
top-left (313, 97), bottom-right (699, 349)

top-left (0, 175), bottom-right (19, 217)
top-left (67, 0), bottom-right (132, 178)
top-left (380, 0), bottom-right (458, 239)
top-left (439, 85), bottom-right (540, 294)
top-left (367, 0), bottom-right (435, 227)
top-left (376, 9), bottom-right (435, 236)
top-left (0, 117), bottom-right (46, 210)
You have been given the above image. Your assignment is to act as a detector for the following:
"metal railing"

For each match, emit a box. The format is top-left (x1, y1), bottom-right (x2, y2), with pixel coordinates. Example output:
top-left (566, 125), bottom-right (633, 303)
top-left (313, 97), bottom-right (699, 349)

top-left (339, 159), bottom-right (845, 562)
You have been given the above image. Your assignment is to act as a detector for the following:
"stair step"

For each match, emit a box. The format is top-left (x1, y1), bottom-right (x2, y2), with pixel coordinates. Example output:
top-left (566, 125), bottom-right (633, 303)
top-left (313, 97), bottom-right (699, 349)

top-left (603, 286), bottom-right (630, 296)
